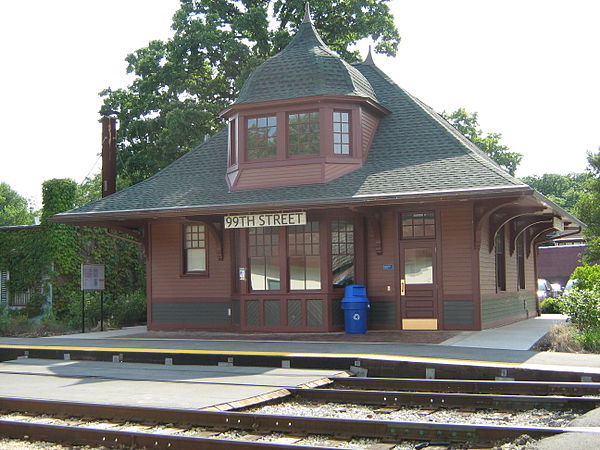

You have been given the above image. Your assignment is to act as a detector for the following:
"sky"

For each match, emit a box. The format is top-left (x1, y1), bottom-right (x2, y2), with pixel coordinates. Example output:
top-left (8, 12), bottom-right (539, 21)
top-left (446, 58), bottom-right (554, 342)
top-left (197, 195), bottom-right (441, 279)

top-left (0, 0), bottom-right (599, 210)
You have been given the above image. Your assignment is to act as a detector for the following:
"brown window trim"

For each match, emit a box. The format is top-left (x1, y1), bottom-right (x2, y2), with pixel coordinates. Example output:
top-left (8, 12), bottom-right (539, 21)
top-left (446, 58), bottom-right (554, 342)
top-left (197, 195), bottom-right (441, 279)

top-left (181, 223), bottom-right (209, 277)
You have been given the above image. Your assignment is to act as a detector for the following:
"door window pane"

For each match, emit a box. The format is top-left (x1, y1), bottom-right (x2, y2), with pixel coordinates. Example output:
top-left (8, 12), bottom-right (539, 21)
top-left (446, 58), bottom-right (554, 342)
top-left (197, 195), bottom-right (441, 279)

top-left (288, 222), bottom-right (321, 290)
top-left (249, 227), bottom-right (280, 290)
top-left (404, 247), bottom-right (433, 284)
top-left (331, 220), bottom-right (354, 288)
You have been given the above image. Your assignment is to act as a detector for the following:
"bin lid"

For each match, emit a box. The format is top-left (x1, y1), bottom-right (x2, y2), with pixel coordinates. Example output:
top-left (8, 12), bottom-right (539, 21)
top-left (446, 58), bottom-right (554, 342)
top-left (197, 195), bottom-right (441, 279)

top-left (343, 284), bottom-right (367, 298)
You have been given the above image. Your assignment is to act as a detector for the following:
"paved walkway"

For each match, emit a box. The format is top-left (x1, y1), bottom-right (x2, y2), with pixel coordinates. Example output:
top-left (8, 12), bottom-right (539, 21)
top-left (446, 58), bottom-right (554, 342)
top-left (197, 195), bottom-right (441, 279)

top-left (440, 314), bottom-right (567, 350)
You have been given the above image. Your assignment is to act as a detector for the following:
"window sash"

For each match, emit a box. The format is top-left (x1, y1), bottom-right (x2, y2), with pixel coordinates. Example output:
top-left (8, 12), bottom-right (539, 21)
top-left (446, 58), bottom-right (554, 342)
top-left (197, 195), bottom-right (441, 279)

top-left (247, 116), bottom-right (277, 159)
top-left (333, 111), bottom-right (351, 155)
top-left (184, 224), bottom-right (207, 273)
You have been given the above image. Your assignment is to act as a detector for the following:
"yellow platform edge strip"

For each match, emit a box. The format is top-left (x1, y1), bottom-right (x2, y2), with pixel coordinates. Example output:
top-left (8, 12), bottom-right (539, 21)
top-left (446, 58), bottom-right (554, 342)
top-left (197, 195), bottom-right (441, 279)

top-left (0, 344), bottom-right (520, 367)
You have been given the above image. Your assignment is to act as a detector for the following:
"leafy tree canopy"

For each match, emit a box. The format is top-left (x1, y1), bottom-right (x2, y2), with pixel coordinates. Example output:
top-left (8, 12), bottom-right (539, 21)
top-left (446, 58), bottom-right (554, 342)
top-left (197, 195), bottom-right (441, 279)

top-left (577, 149), bottom-right (600, 263)
top-left (101, 0), bottom-right (400, 185)
top-left (442, 108), bottom-right (522, 176)
top-left (0, 182), bottom-right (35, 226)
top-left (521, 173), bottom-right (591, 214)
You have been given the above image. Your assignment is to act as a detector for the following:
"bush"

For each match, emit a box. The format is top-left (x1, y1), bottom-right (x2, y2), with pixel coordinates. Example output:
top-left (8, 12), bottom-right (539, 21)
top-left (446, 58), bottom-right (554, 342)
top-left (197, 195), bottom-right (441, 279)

top-left (570, 264), bottom-right (600, 290)
top-left (560, 288), bottom-right (600, 332)
top-left (111, 291), bottom-right (147, 327)
top-left (575, 328), bottom-right (600, 353)
top-left (24, 292), bottom-right (46, 318)
top-left (540, 297), bottom-right (563, 314)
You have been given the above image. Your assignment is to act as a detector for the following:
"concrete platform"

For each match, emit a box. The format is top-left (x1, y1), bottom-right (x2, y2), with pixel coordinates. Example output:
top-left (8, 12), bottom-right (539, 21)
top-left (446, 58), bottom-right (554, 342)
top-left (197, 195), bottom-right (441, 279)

top-left (0, 358), bottom-right (342, 410)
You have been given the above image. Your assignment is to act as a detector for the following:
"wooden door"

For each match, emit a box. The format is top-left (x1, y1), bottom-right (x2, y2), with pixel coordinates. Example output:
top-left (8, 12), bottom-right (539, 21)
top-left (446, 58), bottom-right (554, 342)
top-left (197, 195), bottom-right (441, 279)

top-left (399, 240), bottom-right (438, 329)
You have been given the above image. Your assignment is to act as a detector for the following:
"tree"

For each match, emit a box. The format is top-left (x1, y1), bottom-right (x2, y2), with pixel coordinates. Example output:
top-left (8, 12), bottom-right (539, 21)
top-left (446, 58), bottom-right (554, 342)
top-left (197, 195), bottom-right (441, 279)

top-left (101, 0), bottom-right (400, 185)
top-left (521, 173), bottom-right (591, 214)
top-left (577, 149), bottom-right (600, 263)
top-left (442, 108), bottom-right (522, 175)
top-left (0, 182), bottom-right (35, 226)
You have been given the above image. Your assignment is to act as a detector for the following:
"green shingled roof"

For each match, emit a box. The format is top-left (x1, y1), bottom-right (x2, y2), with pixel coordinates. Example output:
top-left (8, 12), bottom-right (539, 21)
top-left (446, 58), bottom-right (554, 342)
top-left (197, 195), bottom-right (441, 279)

top-left (234, 21), bottom-right (378, 105)
top-left (56, 60), bottom-right (529, 220)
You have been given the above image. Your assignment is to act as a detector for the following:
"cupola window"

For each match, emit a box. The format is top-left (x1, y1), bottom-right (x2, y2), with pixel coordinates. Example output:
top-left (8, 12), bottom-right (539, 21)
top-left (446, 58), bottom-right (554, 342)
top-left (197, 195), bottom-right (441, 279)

top-left (247, 116), bottom-right (277, 159)
top-left (333, 111), bottom-right (351, 155)
top-left (288, 112), bottom-right (320, 155)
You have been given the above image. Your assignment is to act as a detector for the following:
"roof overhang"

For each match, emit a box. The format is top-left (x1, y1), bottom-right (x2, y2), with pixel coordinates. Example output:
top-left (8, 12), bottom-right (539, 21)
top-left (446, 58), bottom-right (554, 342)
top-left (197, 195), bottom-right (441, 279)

top-left (52, 185), bottom-right (535, 225)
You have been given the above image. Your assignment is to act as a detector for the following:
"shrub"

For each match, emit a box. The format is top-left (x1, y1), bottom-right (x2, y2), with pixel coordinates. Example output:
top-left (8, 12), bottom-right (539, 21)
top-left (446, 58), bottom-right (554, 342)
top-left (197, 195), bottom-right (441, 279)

top-left (560, 288), bottom-right (600, 332)
top-left (23, 292), bottom-right (46, 318)
top-left (540, 297), bottom-right (563, 314)
top-left (575, 328), bottom-right (600, 353)
top-left (570, 264), bottom-right (600, 290)
top-left (111, 291), bottom-right (147, 327)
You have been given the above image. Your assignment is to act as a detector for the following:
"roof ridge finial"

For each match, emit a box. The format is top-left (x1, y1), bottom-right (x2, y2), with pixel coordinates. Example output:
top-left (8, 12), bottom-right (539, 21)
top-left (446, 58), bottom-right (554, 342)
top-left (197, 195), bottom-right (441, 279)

top-left (303, 2), bottom-right (312, 24)
top-left (363, 45), bottom-right (375, 66)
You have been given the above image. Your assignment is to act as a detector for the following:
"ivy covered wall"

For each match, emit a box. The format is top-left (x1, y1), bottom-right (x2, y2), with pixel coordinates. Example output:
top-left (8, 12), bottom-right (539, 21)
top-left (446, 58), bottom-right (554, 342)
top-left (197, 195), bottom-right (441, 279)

top-left (0, 178), bottom-right (145, 325)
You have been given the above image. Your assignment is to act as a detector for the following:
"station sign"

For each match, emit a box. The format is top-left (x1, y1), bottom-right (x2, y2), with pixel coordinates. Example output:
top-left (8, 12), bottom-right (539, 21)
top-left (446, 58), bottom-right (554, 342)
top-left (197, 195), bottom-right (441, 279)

top-left (224, 212), bottom-right (306, 229)
top-left (81, 264), bottom-right (105, 291)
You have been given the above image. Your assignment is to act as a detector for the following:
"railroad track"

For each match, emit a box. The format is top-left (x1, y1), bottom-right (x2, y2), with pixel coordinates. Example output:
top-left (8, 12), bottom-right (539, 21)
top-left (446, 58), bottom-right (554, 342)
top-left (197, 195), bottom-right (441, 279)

top-left (1, 372), bottom-right (599, 450)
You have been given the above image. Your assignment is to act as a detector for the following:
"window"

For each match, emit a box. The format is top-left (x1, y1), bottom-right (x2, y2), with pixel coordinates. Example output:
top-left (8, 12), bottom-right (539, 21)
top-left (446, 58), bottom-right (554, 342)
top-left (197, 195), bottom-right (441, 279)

top-left (229, 119), bottom-right (237, 165)
top-left (333, 111), bottom-right (351, 155)
top-left (249, 227), bottom-right (280, 290)
top-left (401, 212), bottom-right (435, 239)
top-left (288, 222), bottom-right (321, 290)
top-left (331, 220), bottom-right (354, 288)
top-left (516, 233), bottom-right (526, 289)
top-left (288, 112), bottom-right (320, 155)
top-left (495, 227), bottom-right (506, 291)
top-left (184, 224), bottom-right (207, 273)
top-left (247, 116), bottom-right (277, 159)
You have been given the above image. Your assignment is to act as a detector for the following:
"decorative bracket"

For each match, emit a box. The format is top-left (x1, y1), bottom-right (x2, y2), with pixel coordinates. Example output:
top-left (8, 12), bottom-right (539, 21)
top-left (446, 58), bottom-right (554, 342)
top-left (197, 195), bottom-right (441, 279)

top-left (487, 207), bottom-right (545, 253)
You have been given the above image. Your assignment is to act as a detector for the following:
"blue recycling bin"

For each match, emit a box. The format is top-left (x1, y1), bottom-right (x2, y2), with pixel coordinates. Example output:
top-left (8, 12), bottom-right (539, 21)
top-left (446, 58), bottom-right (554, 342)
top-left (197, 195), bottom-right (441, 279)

top-left (341, 284), bottom-right (370, 334)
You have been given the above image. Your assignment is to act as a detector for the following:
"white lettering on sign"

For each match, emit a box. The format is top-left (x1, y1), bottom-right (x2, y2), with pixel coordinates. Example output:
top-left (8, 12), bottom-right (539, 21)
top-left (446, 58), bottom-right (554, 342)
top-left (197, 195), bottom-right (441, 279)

top-left (224, 212), bottom-right (307, 229)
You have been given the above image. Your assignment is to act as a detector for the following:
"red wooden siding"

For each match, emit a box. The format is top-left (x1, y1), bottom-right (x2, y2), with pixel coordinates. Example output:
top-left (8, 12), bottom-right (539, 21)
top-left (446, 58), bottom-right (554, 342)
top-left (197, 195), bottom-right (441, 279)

top-left (150, 221), bottom-right (231, 300)
top-left (441, 206), bottom-right (473, 297)
top-left (361, 109), bottom-right (379, 160)
top-left (236, 163), bottom-right (323, 189)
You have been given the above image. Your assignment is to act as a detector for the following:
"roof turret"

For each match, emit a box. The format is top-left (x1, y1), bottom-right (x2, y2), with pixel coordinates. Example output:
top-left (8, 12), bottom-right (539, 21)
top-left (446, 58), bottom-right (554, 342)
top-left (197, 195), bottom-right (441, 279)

top-left (234, 10), bottom-right (378, 105)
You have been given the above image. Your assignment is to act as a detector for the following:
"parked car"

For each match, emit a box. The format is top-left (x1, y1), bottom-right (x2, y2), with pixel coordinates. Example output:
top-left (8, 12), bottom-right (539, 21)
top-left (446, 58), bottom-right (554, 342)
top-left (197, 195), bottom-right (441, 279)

top-left (551, 283), bottom-right (563, 297)
top-left (537, 278), bottom-right (553, 300)
top-left (562, 278), bottom-right (579, 295)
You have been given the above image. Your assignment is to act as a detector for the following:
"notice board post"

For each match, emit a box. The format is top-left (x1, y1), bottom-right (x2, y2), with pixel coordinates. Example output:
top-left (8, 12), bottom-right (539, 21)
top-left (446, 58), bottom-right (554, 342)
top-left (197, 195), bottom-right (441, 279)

top-left (80, 264), bottom-right (105, 333)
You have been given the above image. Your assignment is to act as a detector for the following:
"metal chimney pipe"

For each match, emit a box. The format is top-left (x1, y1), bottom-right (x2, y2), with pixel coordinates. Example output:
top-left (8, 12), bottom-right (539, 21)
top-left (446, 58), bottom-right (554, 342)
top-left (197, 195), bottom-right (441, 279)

top-left (101, 115), bottom-right (117, 197)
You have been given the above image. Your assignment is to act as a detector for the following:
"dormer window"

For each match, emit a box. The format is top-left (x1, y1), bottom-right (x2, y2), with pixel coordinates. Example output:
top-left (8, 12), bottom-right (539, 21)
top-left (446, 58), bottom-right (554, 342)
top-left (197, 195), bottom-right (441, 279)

top-left (247, 116), bottom-right (277, 159)
top-left (333, 111), bottom-right (351, 155)
top-left (288, 112), bottom-right (320, 156)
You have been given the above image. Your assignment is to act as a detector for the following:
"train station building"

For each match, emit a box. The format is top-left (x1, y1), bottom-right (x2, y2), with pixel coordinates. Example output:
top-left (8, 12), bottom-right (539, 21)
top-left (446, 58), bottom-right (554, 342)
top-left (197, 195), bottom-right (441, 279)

top-left (54, 12), bottom-right (582, 332)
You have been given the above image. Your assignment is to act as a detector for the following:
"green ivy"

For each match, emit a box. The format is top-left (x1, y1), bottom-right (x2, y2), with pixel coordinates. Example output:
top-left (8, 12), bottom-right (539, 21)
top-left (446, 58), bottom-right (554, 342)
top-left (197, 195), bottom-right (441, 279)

top-left (1, 178), bottom-right (145, 327)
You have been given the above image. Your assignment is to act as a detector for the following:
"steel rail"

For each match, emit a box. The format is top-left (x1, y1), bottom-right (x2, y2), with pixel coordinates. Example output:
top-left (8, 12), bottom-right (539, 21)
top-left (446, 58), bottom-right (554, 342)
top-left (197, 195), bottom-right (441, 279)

top-left (289, 388), bottom-right (600, 411)
top-left (331, 377), bottom-right (600, 396)
top-left (0, 396), bottom-right (594, 443)
top-left (0, 419), bottom-right (335, 450)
